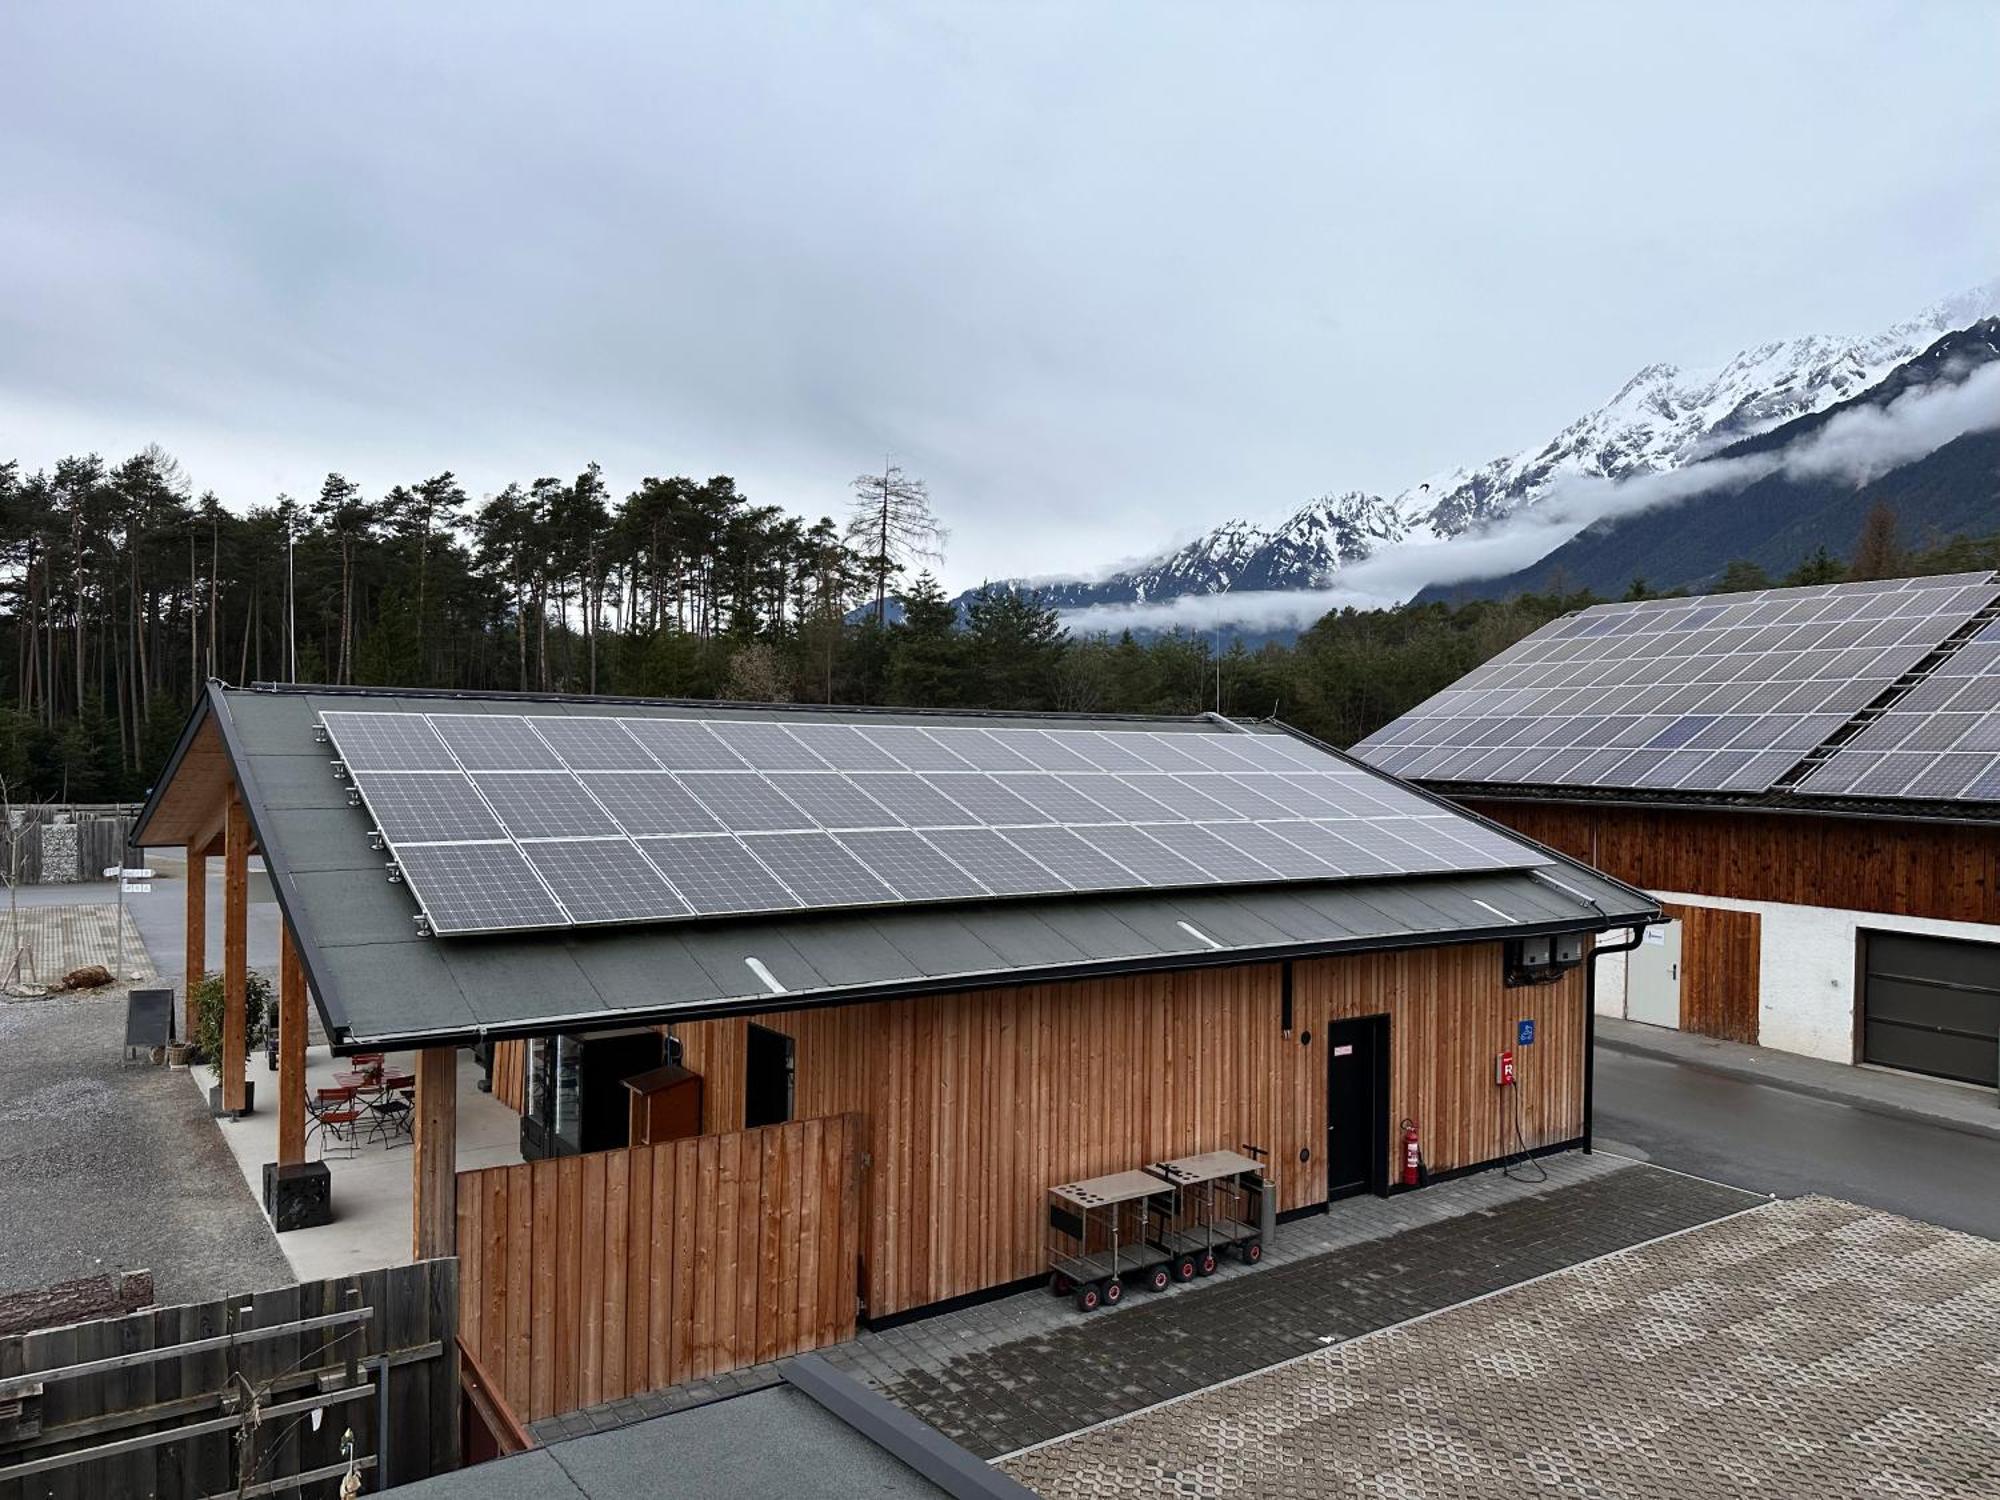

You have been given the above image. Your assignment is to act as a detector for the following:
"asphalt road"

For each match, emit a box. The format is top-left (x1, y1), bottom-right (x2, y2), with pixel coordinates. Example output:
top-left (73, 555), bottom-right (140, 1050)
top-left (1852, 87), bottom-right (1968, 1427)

top-left (1594, 1046), bottom-right (2000, 1242)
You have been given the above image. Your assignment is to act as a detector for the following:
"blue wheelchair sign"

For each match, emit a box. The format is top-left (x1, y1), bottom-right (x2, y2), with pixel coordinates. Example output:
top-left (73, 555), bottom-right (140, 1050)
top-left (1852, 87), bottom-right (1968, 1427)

top-left (1517, 1018), bottom-right (1536, 1046)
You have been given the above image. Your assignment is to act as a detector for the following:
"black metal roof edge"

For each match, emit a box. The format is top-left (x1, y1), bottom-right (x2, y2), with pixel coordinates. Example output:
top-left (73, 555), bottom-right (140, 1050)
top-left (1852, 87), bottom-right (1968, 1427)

top-left (335, 906), bottom-right (1653, 1051)
top-left (1429, 780), bottom-right (2000, 830)
top-left (233, 680), bottom-right (1220, 727)
top-left (201, 683), bottom-right (357, 1043)
top-left (1256, 719), bottom-right (1667, 918)
top-left (783, 1355), bottom-right (1040, 1500)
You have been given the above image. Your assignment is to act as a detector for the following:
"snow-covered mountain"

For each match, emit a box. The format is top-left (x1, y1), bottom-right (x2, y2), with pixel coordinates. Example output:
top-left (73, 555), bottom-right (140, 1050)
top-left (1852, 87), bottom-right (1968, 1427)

top-left (976, 278), bottom-right (2000, 622)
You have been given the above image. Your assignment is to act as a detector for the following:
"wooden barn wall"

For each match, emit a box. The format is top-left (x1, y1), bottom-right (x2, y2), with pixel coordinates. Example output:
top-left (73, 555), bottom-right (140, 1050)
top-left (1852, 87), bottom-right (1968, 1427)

top-left (1660, 899), bottom-right (1762, 1044)
top-left (1467, 800), bottom-right (2000, 926)
top-left (1293, 944), bottom-right (1588, 1186)
top-left (672, 942), bottom-right (1584, 1319)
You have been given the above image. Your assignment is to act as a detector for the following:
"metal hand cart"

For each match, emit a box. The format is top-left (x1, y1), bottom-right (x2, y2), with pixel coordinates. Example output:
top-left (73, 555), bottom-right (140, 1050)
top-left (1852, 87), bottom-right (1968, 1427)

top-left (1045, 1169), bottom-right (1180, 1312)
top-left (1146, 1148), bottom-right (1276, 1280)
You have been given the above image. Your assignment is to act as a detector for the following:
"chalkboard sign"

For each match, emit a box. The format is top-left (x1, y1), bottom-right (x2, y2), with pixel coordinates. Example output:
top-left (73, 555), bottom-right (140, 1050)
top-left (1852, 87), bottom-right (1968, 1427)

top-left (125, 987), bottom-right (176, 1049)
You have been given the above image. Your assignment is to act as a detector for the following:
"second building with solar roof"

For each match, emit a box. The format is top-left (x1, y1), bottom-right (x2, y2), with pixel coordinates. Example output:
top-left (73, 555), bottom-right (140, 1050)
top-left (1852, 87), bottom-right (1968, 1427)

top-left (1355, 571), bottom-right (2000, 1097)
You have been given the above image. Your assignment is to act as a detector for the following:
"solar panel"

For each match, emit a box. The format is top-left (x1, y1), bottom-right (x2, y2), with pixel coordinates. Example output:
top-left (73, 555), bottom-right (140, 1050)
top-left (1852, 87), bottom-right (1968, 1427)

top-left (833, 829), bottom-right (991, 900)
top-left (394, 843), bottom-right (569, 934)
top-left (741, 832), bottom-right (897, 905)
top-left (320, 712), bottom-right (1550, 936)
top-left (637, 835), bottom-right (801, 915)
top-left (476, 773), bottom-right (623, 839)
top-left (523, 839), bottom-right (690, 923)
top-left (578, 772), bottom-right (724, 836)
top-left (322, 711), bottom-right (455, 772)
top-left (430, 715), bottom-right (566, 771)
top-left (1354, 574), bottom-right (2000, 796)
top-left (530, 717), bottom-right (659, 771)
top-left (353, 772), bottom-right (506, 843)
top-left (1799, 614), bottom-right (2000, 805)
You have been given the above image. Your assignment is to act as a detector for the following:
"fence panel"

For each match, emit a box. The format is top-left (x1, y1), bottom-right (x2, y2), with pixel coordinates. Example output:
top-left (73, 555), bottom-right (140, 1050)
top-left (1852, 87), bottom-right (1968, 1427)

top-left (0, 1259), bottom-right (458, 1500)
top-left (455, 1114), bottom-right (862, 1422)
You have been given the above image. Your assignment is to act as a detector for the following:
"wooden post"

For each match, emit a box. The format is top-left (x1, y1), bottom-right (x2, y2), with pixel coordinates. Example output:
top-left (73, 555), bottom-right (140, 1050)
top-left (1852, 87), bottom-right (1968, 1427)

top-left (222, 792), bottom-right (250, 1114)
top-left (184, 849), bottom-right (207, 1039)
top-left (412, 1047), bottom-right (459, 1261)
top-left (277, 924), bottom-right (307, 1165)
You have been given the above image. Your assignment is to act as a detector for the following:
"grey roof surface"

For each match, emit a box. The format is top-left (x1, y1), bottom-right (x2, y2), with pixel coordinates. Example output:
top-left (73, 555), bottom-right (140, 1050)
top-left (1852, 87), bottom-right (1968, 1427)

top-left (386, 1384), bottom-right (952, 1498)
top-left (138, 685), bottom-right (1659, 1049)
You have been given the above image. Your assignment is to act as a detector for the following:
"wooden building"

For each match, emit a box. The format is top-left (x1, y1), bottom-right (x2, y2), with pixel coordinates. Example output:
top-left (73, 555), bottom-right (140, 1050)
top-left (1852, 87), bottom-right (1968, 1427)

top-left (135, 683), bottom-right (1653, 1397)
top-left (1356, 572), bottom-right (2000, 1095)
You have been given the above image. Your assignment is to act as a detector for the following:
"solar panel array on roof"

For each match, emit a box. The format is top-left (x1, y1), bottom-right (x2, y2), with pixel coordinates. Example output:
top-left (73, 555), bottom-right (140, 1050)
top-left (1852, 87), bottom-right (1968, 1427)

top-left (1796, 615), bottom-right (2000, 802)
top-left (320, 711), bottom-right (1549, 935)
top-left (1353, 574), bottom-right (2000, 796)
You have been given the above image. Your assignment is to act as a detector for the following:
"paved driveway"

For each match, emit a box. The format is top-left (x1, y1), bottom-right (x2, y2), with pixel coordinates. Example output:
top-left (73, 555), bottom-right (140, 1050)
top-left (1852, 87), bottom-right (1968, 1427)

top-left (1003, 1196), bottom-right (2000, 1499)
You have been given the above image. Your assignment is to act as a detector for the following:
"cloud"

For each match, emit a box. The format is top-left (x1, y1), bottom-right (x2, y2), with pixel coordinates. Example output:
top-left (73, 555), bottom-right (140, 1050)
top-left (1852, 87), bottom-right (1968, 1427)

top-left (1059, 355), bottom-right (2000, 635)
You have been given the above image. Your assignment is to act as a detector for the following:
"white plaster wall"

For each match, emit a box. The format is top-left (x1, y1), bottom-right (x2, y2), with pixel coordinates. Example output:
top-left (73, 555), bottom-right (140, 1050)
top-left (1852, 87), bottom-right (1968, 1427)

top-left (1616, 890), bottom-right (2000, 1065)
top-left (1593, 946), bottom-right (1627, 1018)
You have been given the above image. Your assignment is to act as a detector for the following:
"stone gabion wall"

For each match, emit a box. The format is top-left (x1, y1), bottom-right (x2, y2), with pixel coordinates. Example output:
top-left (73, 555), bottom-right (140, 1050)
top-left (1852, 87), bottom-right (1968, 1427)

top-left (38, 820), bottom-right (81, 883)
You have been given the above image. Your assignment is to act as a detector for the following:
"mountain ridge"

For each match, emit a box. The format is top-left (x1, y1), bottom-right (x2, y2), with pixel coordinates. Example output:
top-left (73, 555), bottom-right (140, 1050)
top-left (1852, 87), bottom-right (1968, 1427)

top-left (956, 278), bottom-right (2000, 627)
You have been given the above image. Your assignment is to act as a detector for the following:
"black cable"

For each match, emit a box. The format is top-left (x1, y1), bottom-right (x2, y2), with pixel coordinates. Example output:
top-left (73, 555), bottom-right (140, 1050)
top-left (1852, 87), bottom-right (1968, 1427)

top-left (1500, 1073), bottom-right (1548, 1184)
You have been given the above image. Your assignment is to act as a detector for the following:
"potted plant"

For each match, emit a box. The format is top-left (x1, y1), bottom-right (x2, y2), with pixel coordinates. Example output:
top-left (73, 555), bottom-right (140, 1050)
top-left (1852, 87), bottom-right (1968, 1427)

top-left (192, 970), bottom-right (273, 1115)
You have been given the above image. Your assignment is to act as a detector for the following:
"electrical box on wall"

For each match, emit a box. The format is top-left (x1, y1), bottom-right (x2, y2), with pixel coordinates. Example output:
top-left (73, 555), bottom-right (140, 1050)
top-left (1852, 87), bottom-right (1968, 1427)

top-left (1505, 933), bottom-right (1583, 987)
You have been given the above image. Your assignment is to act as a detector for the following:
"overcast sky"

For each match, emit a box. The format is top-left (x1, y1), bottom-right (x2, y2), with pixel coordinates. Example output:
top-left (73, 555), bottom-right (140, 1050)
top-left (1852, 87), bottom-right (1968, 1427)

top-left (4, 3), bottom-right (1998, 592)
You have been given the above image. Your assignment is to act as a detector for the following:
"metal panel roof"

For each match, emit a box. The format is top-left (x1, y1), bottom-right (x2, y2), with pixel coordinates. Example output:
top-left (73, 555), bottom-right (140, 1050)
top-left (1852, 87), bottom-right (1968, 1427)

top-left (135, 684), bottom-right (1659, 1050)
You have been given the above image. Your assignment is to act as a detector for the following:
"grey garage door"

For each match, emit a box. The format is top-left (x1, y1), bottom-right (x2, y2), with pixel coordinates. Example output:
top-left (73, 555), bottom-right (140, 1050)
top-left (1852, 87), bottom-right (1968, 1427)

top-left (1861, 931), bottom-right (2000, 1088)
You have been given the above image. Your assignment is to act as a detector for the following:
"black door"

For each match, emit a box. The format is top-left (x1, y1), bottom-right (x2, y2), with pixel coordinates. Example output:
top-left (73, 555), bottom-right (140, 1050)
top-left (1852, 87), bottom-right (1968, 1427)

top-left (1862, 931), bottom-right (2000, 1087)
top-left (744, 1024), bottom-right (795, 1129)
top-left (1326, 1016), bottom-right (1388, 1200)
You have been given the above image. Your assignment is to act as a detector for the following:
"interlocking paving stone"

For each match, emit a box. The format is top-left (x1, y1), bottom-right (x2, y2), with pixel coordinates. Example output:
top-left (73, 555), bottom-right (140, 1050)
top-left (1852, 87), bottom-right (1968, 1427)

top-left (866, 1164), bottom-right (1758, 1458)
top-left (1003, 1196), bottom-right (2000, 1499)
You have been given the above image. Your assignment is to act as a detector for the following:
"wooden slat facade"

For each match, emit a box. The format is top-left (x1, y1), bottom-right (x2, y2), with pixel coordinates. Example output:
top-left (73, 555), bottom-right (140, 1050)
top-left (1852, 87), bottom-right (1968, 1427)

top-left (1467, 799), bottom-right (2000, 926)
top-left (454, 1115), bottom-right (863, 1423)
top-left (490, 1039), bottom-right (527, 1113)
top-left (1659, 899), bottom-right (1762, 1044)
top-left (671, 941), bottom-right (1587, 1319)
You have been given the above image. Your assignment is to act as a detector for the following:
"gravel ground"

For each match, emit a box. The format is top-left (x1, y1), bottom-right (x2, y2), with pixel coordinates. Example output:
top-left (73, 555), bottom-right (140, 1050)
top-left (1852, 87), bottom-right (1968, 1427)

top-left (0, 981), bottom-right (295, 1306)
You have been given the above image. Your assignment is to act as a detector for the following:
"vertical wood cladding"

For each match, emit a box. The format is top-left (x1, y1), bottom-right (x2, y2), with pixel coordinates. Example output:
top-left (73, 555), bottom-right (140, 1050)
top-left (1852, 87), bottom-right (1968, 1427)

top-left (490, 1039), bottom-right (527, 1113)
top-left (672, 942), bottom-right (1585, 1318)
top-left (1660, 899), bottom-right (1762, 1044)
top-left (455, 1115), bottom-right (862, 1422)
top-left (1467, 800), bottom-right (2000, 926)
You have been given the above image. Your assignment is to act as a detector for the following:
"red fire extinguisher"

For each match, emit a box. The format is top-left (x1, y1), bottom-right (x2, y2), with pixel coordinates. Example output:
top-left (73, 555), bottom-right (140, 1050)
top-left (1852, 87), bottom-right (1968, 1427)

top-left (1401, 1118), bottom-right (1421, 1188)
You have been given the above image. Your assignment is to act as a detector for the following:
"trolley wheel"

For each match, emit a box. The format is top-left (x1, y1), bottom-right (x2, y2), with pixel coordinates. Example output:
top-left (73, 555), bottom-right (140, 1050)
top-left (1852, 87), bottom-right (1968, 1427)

top-left (1074, 1282), bottom-right (1101, 1312)
top-left (1143, 1263), bottom-right (1171, 1293)
top-left (1173, 1256), bottom-right (1198, 1283)
top-left (1197, 1251), bottom-right (1218, 1277)
top-left (1102, 1277), bottom-right (1123, 1306)
top-left (1050, 1271), bottom-right (1074, 1297)
top-left (1241, 1238), bottom-right (1264, 1265)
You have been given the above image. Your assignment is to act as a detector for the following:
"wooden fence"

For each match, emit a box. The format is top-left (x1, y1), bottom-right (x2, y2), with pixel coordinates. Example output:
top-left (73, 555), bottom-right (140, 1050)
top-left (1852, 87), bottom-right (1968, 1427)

top-left (0, 806), bottom-right (138, 886)
top-left (0, 1260), bottom-right (458, 1499)
top-left (456, 1114), bottom-right (863, 1423)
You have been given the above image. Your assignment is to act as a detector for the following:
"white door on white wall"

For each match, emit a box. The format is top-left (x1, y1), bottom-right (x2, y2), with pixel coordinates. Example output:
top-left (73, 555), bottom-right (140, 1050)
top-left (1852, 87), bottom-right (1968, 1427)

top-left (1627, 920), bottom-right (1682, 1029)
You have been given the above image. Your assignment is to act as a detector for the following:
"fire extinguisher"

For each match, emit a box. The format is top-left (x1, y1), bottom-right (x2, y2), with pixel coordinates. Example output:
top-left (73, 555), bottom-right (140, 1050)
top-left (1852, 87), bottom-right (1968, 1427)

top-left (1401, 1118), bottom-right (1422, 1188)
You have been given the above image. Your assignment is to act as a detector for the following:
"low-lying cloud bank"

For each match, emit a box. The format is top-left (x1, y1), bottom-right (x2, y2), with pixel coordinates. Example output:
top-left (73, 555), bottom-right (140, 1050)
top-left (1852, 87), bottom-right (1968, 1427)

top-left (1059, 357), bottom-right (2000, 636)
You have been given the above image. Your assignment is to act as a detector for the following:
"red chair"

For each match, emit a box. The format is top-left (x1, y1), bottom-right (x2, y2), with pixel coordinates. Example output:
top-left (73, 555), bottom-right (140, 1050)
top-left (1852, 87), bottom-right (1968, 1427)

top-left (309, 1085), bottom-right (362, 1159)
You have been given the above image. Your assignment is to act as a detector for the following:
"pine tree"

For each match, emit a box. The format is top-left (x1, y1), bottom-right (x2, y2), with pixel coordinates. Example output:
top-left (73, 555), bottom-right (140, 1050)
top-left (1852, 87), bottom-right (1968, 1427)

top-left (1849, 502), bottom-right (1906, 581)
top-left (847, 464), bottom-right (946, 626)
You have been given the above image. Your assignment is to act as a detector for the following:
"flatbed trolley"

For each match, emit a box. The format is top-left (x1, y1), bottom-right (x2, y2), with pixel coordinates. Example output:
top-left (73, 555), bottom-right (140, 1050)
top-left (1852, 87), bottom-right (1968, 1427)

top-left (1046, 1169), bottom-right (1180, 1311)
top-left (1147, 1148), bottom-right (1275, 1280)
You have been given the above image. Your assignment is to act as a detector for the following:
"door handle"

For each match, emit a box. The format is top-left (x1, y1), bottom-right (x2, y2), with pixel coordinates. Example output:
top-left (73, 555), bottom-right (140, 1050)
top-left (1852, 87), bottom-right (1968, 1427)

top-left (1670, 962), bottom-right (1678, 981)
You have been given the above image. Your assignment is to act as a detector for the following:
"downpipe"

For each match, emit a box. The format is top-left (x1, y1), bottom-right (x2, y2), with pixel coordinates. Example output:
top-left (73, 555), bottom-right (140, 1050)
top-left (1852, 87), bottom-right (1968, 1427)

top-left (1584, 926), bottom-right (1647, 1153)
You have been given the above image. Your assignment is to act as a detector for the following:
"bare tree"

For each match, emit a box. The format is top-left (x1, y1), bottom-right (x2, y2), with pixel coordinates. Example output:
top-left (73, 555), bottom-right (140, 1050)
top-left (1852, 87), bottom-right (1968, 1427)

top-left (847, 463), bottom-right (946, 626)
